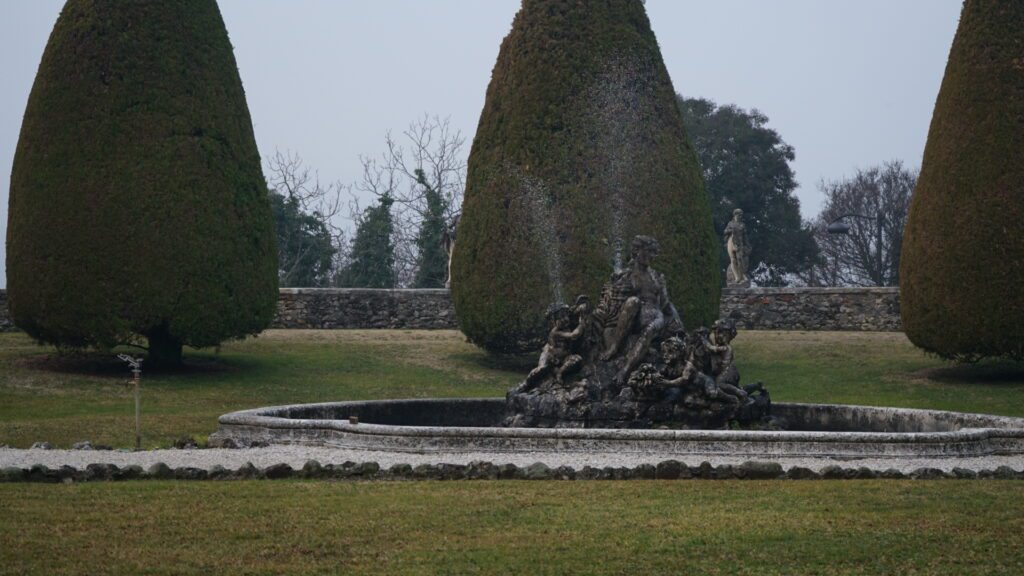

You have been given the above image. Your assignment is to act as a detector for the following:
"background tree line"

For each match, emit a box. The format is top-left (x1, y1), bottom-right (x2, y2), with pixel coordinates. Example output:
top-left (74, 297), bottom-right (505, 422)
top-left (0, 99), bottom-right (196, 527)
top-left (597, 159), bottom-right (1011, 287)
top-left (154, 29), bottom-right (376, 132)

top-left (273, 104), bottom-right (917, 290)
top-left (677, 95), bottom-right (917, 288)
top-left (269, 115), bottom-right (464, 289)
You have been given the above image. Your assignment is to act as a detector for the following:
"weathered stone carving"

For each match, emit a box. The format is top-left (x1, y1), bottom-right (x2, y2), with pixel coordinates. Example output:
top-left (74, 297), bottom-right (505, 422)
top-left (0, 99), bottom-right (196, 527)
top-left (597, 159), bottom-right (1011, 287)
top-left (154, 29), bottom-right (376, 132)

top-left (442, 213), bottom-right (460, 289)
top-left (523, 303), bottom-right (585, 389)
top-left (724, 208), bottom-right (752, 287)
top-left (595, 236), bottom-right (685, 385)
top-left (506, 235), bottom-right (771, 429)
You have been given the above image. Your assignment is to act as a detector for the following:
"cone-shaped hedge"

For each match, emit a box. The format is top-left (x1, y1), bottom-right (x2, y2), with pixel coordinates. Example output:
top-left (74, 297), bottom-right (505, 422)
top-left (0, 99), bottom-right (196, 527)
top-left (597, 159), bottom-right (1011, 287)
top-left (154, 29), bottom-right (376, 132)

top-left (451, 0), bottom-right (718, 352)
top-left (900, 0), bottom-right (1024, 361)
top-left (6, 0), bottom-right (278, 366)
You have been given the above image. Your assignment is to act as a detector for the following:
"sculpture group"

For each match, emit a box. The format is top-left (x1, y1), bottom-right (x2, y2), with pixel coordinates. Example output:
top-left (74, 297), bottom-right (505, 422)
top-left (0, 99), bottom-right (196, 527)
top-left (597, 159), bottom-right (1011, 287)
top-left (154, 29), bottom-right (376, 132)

top-left (506, 235), bottom-right (770, 429)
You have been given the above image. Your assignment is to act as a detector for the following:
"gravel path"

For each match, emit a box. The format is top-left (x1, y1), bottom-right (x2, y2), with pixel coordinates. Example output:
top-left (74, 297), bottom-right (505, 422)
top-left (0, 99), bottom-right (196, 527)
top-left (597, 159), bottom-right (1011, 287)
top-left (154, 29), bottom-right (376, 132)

top-left (3, 446), bottom-right (1023, 474)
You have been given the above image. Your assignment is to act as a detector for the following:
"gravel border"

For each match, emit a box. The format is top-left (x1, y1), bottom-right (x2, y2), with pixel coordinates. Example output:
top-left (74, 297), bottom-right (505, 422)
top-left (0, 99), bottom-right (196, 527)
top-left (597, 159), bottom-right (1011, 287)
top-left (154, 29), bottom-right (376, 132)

top-left (1, 447), bottom-right (1022, 483)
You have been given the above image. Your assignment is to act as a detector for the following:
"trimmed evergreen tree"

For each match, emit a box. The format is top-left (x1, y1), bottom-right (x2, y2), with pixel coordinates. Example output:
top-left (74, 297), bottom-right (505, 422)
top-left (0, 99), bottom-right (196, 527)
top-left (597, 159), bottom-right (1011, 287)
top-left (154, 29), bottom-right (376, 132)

top-left (336, 195), bottom-right (396, 288)
top-left (900, 0), bottom-right (1024, 361)
top-left (6, 0), bottom-right (278, 366)
top-left (451, 0), bottom-right (718, 352)
top-left (412, 170), bottom-right (450, 288)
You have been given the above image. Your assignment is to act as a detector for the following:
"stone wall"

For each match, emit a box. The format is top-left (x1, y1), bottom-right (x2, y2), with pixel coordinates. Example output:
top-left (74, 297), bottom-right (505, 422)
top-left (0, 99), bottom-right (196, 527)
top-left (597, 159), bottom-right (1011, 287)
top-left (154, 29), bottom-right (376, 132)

top-left (0, 286), bottom-right (901, 333)
top-left (272, 288), bottom-right (456, 329)
top-left (0, 290), bottom-right (12, 332)
top-left (720, 287), bottom-right (901, 331)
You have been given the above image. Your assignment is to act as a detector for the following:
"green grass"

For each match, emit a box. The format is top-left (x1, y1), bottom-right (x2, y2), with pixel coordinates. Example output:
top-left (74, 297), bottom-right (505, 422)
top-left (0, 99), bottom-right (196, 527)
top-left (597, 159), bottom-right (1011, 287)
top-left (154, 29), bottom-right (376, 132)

top-left (1, 329), bottom-right (1022, 448)
top-left (0, 330), bottom-right (524, 448)
top-left (3, 329), bottom-right (1024, 574)
top-left (2, 480), bottom-right (1023, 575)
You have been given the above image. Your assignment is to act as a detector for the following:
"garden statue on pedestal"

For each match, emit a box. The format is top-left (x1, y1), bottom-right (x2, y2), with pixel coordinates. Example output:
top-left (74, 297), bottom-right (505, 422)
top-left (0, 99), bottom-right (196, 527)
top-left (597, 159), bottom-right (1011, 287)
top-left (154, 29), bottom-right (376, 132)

top-left (442, 213), bottom-right (460, 289)
top-left (506, 235), bottom-right (771, 429)
top-left (724, 209), bottom-right (752, 288)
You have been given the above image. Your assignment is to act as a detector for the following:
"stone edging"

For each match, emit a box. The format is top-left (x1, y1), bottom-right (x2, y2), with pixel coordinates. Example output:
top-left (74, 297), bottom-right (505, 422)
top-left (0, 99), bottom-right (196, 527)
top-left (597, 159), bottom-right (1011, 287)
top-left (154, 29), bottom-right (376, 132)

top-left (2, 459), bottom-right (1022, 483)
top-left (210, 399), bottom-right (1024, 459)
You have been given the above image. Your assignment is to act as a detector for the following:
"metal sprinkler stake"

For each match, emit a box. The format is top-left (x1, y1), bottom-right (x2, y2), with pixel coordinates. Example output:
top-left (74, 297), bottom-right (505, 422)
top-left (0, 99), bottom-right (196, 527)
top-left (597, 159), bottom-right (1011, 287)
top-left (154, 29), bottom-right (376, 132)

top-left (117, 354), bottom-right (144, 451)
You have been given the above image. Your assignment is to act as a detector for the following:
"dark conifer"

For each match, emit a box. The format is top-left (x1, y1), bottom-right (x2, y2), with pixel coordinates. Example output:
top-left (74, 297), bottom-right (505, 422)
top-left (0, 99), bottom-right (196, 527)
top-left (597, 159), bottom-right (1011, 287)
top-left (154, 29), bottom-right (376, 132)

top-left (452, 0), bottom-right (718, 351)
top-left (6, 0), bottom-right (278, 366)
top-left (900, 0), bottom-right (1024, 361)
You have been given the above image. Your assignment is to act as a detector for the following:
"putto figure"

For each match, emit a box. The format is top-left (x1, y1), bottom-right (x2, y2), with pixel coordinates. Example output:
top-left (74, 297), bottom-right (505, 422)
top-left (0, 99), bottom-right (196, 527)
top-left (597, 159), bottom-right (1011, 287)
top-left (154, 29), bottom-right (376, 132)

top-left (724, 208), bottom-right (752, 287)
top-left (522, 303), bottom-right (585, 391)
top-left (704, 319), bottom-right (747, 403)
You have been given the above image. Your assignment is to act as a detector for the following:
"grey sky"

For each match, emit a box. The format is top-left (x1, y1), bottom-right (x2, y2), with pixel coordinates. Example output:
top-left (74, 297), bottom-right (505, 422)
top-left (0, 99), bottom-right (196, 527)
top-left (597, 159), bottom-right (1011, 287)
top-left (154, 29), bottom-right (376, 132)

top-left (0, 0), bottom-right (961, 288)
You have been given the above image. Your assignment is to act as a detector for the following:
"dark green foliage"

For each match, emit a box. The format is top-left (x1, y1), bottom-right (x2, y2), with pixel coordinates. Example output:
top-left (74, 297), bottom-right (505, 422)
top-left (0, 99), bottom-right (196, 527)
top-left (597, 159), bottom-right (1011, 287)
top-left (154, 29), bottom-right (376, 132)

top-left (270, 191), bottom-right (336, 287)
top-left (452, 0), bottom-right (718, 351)
top-left (336, 196), bottom-right (396, 288)
top-left (900, 0), bottom-right (1024, 361)
top-left (678, 96), bottom-right (817, 286)
top-left (412, 169), bottom-right (450, 288)
top-left (6, 0), bottom-right (278, 366)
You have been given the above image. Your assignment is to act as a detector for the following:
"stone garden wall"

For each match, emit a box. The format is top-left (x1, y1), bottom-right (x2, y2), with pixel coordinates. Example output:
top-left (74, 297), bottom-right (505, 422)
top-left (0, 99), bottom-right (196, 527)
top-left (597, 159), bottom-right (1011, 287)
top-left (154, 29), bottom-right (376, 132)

top-left (0, 290), bottom-right (12, 332)
top-left (720, 287), bottom-right (901, 331)
top-left (0, 286), bottom-right (901, 333)
top-left (272, 288), bottom-right (456, 329)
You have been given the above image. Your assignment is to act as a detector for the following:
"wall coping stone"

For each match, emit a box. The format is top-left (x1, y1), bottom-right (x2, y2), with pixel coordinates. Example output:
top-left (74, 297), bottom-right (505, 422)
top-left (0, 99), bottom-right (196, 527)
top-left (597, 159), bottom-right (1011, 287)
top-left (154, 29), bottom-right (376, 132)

top-left (723, 286), bottom-right (898, 296)
top-left (279, 288), bottom-right (450, 296)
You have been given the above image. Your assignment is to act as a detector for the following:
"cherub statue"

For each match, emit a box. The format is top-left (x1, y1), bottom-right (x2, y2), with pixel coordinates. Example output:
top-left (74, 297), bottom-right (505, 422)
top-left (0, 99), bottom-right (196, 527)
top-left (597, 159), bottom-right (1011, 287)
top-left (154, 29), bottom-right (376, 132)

top-left (682, 330), bottom-right (733, 403)
top-left (703, 319), bottom-right (747, 403)
top-left (596, 236), bottom-right (685, 385)
top-left (521, 303), bottom-right (585, 391)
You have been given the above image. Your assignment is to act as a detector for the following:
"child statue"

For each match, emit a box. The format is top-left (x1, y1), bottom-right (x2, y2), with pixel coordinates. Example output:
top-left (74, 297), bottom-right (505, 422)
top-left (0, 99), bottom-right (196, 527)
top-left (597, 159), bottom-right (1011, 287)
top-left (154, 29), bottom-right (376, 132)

top-left (521, 303), bottom-right (585, 391)
top-left (703, 319), bottom-right (747, 403)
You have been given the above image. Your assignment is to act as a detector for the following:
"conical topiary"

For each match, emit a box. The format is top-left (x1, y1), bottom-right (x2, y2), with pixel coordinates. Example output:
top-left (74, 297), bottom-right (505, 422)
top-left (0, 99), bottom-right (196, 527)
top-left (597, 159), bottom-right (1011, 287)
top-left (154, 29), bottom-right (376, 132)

top-left (6, 0), bottom-right (278, 366)
top-left (451, 0), bottom-right (718, 352)
top-left (900, 0), bottom-right (1024, 361)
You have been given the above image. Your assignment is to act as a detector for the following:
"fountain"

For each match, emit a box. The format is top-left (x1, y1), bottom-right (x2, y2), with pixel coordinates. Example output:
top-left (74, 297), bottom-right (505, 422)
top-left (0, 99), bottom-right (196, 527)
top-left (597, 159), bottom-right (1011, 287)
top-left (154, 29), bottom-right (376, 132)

top-left (210, 234), bottom-right (1024, 461)
top-left (504, 235), bottom-right (770, 430)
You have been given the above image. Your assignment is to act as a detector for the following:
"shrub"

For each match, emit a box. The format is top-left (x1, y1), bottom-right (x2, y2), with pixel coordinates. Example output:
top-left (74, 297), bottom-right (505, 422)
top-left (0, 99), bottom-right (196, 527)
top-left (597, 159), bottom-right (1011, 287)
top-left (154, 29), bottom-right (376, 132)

top-left (899, 0), bottom-right (1024, 361)
top-left (6, 0), bottom-right (278, 366)
top-left (451, 0), bottom-right (718, 352)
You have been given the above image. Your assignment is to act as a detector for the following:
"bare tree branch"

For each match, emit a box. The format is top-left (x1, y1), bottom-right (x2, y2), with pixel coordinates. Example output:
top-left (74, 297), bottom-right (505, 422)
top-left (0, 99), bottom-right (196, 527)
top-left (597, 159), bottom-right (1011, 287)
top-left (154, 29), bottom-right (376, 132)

top-left (353, 115), bottom-right (466, 287)
top-left (798, 161), bottom-right (917, 287)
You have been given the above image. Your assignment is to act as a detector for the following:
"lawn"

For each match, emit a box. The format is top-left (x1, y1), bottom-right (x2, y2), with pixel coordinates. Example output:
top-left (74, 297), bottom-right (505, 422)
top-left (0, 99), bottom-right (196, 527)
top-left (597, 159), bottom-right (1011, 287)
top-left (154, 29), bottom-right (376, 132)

top-left (2, 480), bottom-right (1024, 575)
top-left (1, 329), bottom-right (1022, 448)
top-left (3, 329), bottom-right (1024, 575)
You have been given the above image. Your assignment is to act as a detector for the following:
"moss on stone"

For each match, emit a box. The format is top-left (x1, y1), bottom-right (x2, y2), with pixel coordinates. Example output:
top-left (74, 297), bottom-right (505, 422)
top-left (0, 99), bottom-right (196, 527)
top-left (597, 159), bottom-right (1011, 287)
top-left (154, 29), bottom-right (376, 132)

top-left (6, 0), bottom-right (278, 362)
top-left (899, 0), bottom-right (1024, 361)
top-left (451, 0), bottom-right (718, 352)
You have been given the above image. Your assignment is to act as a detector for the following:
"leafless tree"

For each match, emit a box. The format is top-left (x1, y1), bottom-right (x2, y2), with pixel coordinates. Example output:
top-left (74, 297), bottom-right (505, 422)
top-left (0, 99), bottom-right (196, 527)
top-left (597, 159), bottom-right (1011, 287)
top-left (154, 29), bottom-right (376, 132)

top-left (799, 161), bottom-right (917, 287)
top-left (265, 150), bottom-right (350, 286)
top-left (355, 114), bottom-right (466, 287)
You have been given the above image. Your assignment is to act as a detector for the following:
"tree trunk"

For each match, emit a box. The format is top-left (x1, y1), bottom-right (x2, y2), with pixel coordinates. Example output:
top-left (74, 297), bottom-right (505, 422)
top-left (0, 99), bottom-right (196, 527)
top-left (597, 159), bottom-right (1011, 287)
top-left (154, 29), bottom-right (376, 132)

top-left (146, 326), bottom-right (183, 368)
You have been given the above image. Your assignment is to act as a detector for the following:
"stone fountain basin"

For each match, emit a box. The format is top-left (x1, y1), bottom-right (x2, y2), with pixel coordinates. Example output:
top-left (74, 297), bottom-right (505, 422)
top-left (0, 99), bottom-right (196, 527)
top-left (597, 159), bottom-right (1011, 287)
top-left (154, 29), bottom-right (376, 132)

top-left (210, 399), bottom-right (1024, 459)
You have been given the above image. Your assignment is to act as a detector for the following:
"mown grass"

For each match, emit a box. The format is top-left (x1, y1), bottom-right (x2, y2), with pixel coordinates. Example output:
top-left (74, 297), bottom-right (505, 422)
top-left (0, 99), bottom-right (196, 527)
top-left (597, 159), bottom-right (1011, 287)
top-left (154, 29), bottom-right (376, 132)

top-left (1, 330), bottom-right (1023, 448)
top-left (2, 480), bottom-right (1024, 575)
top-left (3, 330), bottom-right (1024, 575)
top-left (0, 330), bottom-right (522, 448)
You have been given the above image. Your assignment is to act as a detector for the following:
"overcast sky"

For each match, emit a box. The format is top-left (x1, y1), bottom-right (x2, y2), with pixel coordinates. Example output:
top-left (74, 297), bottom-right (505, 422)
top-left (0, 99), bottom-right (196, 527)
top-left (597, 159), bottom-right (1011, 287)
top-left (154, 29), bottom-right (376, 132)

top-left (0, 0), bottom-right (962, 288)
